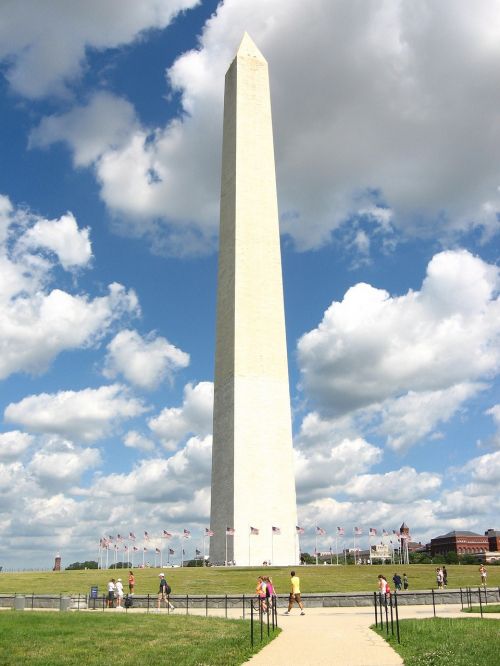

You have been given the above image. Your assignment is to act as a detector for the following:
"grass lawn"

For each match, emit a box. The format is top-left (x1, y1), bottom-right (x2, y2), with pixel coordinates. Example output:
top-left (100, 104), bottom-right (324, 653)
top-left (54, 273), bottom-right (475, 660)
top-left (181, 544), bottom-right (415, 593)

top-left (0, 564), bottom-right (498, 596)
top-left (0, 611), bottom-right (276, 666)
top-left (463, 604), bottom-right (500, 613)
top-left (373, 617), bottom-right (500, 666)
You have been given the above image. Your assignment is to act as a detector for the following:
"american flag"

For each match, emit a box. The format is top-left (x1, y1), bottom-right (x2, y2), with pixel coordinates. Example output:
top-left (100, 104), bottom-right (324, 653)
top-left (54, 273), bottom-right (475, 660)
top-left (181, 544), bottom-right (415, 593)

top-left (143, 546), bottom-right (147, 552)
top-left (272, 526), bottom-right (281, 535)
top-left (114, 544), bottom-right (118, 551)
top-left (155, 547), bottom-right (161, 554)
top-left (369, 528), bottom-right (377, 536)
top-left (129, 532), bottom-right (136, 540)
top-left (124, 545), bottom-right (128, 551)
top-left (116, 534), bottom-right (123, 541)
top-left (337, 527), bottom-right (345, 536)
top-left (108, 535), bottom-right (114, 542)
top-left (205, 528), bottom-right (214, 537)
top-left (393, 530), bottom-right (401, 538)
top-left (354, 527), bottom-right (363, 536)
top-left (133, 546), bottom-right (139, 551)
top-left (195, 548), bottom-right (201, 556)
top-left (163, 530), bottom-right (172, 539)
top-left (250, 527), bottom-right (259, 535)
top-left (226, 527), bottom-right (235, 536)
top-left (169, 548), bottom-right (175, 555)
top-left (296, 526), bottom-right (305, 535)
top-left (316, 526), bottom-right (326, 536)
top-left (183, 529), bottom-right (191, 539)
top-left (144, 531), bottom-right (150, 540)
top-left (382, 529), bottom-right (389, 537)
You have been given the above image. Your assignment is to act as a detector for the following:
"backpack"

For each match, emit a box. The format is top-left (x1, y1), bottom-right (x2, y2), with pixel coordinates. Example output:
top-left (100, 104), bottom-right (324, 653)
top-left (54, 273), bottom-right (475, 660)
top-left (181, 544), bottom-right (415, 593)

top-left (166, 584), bottom-right (172, 595)
top-left (385, 583), bottom-right (391, 595)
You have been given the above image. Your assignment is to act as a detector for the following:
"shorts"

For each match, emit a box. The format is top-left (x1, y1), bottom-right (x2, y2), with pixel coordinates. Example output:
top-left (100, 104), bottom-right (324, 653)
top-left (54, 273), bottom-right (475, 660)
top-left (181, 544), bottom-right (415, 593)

top-left (107, 591), bottom-right (115, 601)
top-left (289, 593), bottom-right (301, 603)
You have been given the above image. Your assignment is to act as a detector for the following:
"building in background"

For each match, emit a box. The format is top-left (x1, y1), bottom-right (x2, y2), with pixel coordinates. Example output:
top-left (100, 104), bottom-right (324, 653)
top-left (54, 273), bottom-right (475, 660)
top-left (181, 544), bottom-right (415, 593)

top-left (430, 530), bottom-right (488, 556)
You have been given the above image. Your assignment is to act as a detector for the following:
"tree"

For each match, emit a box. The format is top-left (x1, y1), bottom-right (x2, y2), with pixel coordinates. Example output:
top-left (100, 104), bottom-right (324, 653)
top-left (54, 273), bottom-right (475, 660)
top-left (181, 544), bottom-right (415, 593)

top-left (66, 560), bottom-right (98, 570)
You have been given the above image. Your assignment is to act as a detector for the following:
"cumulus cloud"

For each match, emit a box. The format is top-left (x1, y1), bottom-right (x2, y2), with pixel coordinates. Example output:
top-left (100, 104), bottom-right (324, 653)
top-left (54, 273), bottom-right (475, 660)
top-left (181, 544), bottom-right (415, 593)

top-left (484, 404), bottom-right (500, 449)
top-left (298, 250), bottom-right (500, 418)
top-left (28, 438), bottom-right (101, 490)
top-left (104, 329), bottom-right (189, 390)
top-left (15, 212), bottom-right (91, 270)
top-left (0, 195), bottom-right (139, 380)
top-left (4, 384), bottom-right (147, 442)
top-left (295, 437), bottom-right (382, 502)
top-left (149, 381), bottom-right (213, 449)
top-left (31, 0), bottom-right (500, 254)
top-left (0, 431), bottom-right (34, 462)
top-left (0, 0), bottom-right (200, 98)
top-left (123, 431), bottom-right (156, 452)
top-left (377, 383), bottom-right (486, 452)
top-left (344, 467), bottom-right (442, 503)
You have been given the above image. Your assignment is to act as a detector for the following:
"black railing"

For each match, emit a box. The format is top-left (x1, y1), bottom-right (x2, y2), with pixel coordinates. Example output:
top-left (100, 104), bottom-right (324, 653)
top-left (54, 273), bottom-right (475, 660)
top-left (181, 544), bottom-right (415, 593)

top-left (250, 596), bottom-right (278, 647)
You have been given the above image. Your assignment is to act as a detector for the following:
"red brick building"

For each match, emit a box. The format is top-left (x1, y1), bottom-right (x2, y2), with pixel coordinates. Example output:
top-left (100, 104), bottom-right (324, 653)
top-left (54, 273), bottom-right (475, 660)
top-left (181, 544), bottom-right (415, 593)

top-left (430, 530), bottom-right (488, 556)
top-left (485, 529), bottom-right (500, 551)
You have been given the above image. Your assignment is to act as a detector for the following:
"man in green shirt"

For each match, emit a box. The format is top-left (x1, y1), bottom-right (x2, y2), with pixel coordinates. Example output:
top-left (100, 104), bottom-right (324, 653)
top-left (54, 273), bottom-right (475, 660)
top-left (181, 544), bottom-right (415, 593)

top-left (284, 570), bottom-right (305, 615)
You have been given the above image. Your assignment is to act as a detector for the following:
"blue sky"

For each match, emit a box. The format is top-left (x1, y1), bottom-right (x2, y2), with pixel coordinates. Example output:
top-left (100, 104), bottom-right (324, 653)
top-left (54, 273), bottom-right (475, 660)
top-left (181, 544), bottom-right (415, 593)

top-left (1, 0), bottom-right (499, 569)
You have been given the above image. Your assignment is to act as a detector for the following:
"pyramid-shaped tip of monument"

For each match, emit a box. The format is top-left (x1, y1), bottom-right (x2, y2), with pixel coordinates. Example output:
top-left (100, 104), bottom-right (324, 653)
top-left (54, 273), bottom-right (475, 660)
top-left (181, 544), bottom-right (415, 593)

top-left (236, 32), bottom-right (266, 61)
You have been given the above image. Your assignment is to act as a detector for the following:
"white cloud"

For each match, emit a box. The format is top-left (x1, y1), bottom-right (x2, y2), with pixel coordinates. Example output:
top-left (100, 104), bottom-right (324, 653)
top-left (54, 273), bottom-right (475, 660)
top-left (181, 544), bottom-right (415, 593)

top-left (0, 0), bottom-right (200, 98)
top-left (4, 384), bottom-right (147, 442)
top-left (104, 329), bottom-right (189, 390)
top-left (0, 195), bottom-right (139, 380)
top-left (344, 467), bottom-right (442, 503)
top-left (295, 437), bottom-right (382, 501)
top-left (28, 438), bottom-right (101, 490)
top-left (31, 0), bottom-right (500, 253)
top-left (0, 431), bottom-right (34, 462)
top-left (484, 404), bottom-right (500, 449)
top-left (99, 435), bottom-right (212, 503)
top-left (124, 431), bottom-right (156, 452)
top-left (15, 212), bottom-right (91, 270)
top-left (149, 381), bottom-right (213, 449)
top-left (377, 383), bottom-right (486, 452)
top-left (298, 250), bottom-right (500, 417)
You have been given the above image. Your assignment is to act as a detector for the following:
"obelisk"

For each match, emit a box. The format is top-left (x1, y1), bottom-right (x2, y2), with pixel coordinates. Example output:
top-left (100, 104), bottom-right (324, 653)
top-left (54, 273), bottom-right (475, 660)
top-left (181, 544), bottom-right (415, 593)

top-left (210, 34), bottom-right (298, 566)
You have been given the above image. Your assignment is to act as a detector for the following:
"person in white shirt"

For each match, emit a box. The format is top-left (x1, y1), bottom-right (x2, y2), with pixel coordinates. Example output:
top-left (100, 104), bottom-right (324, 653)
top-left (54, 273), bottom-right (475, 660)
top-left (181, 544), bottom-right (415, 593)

top-left (115, 578), bottom-right (124, 608)
top-left (107, 579), bottom-right (116, 608)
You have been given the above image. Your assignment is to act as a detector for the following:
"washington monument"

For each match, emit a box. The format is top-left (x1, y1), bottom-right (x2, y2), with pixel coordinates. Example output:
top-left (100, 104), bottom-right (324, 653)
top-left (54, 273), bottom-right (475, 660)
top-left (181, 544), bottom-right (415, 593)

top-left (209, 34), bottom-right (298, 566)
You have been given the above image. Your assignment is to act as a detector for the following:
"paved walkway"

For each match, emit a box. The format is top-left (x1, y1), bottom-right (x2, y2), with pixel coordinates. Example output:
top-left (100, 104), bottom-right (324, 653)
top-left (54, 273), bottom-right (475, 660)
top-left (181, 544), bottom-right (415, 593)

top-left (245, 604), bottom-right (486, 666)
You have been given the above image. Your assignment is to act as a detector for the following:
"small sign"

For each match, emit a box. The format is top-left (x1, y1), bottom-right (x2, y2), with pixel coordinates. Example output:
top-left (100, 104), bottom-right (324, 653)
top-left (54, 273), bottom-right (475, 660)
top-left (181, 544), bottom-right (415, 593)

top-left (90, 586), bottom-right (98, 599)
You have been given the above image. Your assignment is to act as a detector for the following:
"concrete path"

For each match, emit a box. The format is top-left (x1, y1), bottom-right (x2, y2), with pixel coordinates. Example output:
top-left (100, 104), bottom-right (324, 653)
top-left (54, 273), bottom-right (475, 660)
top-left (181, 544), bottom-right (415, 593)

top-left (245, 604), bottom-right (480, 666)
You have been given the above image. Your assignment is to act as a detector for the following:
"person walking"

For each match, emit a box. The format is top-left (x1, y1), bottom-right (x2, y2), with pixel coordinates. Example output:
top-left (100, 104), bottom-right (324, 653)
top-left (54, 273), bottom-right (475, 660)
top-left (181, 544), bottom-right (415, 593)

top-left (256, 576), bottom-right (267, 613)
top-left (403, 573), bottom-right (409, 590)
top-left (392, 573), bottom-right (402, 591)
top-left (436, 567), bottom-right (443, 590)
top-left (157, 573), bottom-right (175, 610)
top-left (442, 566), bottom-right (448, 588)
top-left (115, 578), bottom-right (124, 608)
top-left (479, 564), bottom-right (487, 587)
top-left (128, 570), bottom-right (135, 594)
top-left (107, 578), bottom-right (116, 608)
top-left (284, 571), bottom-right (305, 615)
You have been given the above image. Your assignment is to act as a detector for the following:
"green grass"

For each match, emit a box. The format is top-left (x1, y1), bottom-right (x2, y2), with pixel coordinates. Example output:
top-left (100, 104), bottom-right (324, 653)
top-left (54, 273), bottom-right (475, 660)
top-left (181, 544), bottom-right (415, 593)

top-left (0, 612), bottom-right (277, 666)
top-left (0, 564), bottom-right (498, 596)
top-left (373, 617), bottom-right (500, 665)
top-left (462, 604), bottom-right (500, 613)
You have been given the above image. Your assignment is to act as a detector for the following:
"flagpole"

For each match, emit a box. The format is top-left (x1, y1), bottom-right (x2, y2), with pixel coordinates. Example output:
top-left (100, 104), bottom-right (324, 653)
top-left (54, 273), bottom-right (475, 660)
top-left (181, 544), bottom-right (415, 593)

top-left (249, 530), bottom-right (251, 567)
top-left (315, 533), bottom-right (318, 566)
top-left (271, 530), bottom-right (274, 565)
top-left (225, 532), bottom-right (228, 567)
top-left (336, 534), bottom-right (338, 566)
top-left (353, 529), bottom-right (356, 562)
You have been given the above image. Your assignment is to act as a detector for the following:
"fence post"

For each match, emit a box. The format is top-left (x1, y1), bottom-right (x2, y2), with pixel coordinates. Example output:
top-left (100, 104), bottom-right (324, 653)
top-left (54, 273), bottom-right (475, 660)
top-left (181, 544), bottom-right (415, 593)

top-left (186, 594), bottom-right (189, 616)
top-left (478, 587), bottom-right (483, 618)
top-left (374, 591), bottom-right (378, 628)
top-left (225, 594), bottom-right (227, 619)
top-left (390, 594), bottom-right (394, 636)
top-left (243, 593), bottom-right (245, 620)
top-left (460, 587), bottom-right (463, 610)
top-left (267, 601), bottom-right (270, 636)
top-left (394, 591), bottom-right (400, 644)
top-left (431, 588), bottom-right (436, 618)
top-left (274, 596), bottom-right (278, 629)
top-left (260, 602), bottom-right (263, 642)
top-left (250, 599), bottom-right (254, 646)
top-left (147, 593), bottom-right (150, 613)
top-left (484, 585), bottom-right (488, 605)
top-left (384, 595), bottom-right (389, 635)
top-left (206, 594), bottom-right (208, 617)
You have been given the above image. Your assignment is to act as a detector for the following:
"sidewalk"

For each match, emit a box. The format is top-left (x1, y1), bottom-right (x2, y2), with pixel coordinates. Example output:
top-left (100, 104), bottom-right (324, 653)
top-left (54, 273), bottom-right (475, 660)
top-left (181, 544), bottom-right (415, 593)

top-left (245, 604), bottom-right (474, 666)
